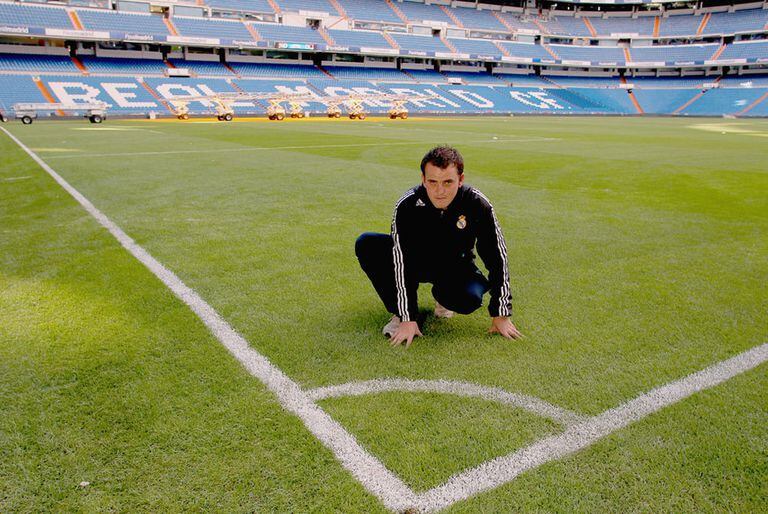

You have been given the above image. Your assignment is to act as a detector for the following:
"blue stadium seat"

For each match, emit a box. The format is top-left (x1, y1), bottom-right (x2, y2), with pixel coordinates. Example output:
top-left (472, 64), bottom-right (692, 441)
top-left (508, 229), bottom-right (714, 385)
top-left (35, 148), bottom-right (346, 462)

top-left (450, 7), bottom-right (507, 31)
top-left (389, 33), bottom-right (451, 53)
top-left (0, 2), bottom-right (73, 29)
top-left (323, 66), bottom-right (410, 81)
top-left (80, 57), bottom-right (170, 75)
top-left (250, 22), bottom-right (327, 45)
top-left (204, 0), bottom-right (274, 14)
top-left (229, 62), bottom-right (326, 78)
top-left (173, 16), bottom-right (253, 40)
top-left (0, 54), bottom-right (78, 74)
top-left (334, 0), bottom-right (402, 23)
top-left (77, 9), bottom-right (170, 36)
top-left (275, 0), bottom-right (336, 15)
top-left (629, 44), bottom-right (719, 63)
top-left (327, 29), bottom-right (393, 49)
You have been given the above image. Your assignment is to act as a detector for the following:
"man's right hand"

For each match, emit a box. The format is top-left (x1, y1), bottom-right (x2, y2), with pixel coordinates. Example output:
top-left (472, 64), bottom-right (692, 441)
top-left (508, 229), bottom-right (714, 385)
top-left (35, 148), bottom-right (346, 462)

top-left (390, 320), bottom-right (423, 349)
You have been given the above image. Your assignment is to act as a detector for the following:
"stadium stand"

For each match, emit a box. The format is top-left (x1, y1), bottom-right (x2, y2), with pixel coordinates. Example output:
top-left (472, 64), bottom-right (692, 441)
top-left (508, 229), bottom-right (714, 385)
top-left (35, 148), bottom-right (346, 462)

top-left (0, 2), bottom-right (74, 30)
top-left (172, 16), bottom-right (253, 40)
top-left (0, 0), bottom-right (766, 119)
top-left (389, 33), bottom-right (451, 53)
top-left (333, 0), bottom-right (403, 23)
top-left (550, 45), bottom-right (627, 64)
top-left (322, 66), bottom-right (411, 81)
top-left (629, 43), bottom-right (721, 63)
top-left (228, 62), bottom-right (326, 78)
top-left (705, 9), bottom-right (768, 36)
top-left (589, 16), bottom-right (655, 37)
top-left (76, 9), bottom-right (170, 36)
top-left (168, 59), bottom-right (233, 77)
top-left (450, 7), bottom-right (507, 31)
top-left (327, 28), bottom-right (395, 49)
top-left (79, 57), bottom-right (170, 76)
top-left (658, 12), bottom-right (703, 37)
top-left (0, 75), bottom-right (48, 115)
top-left (679, 87), bottom-right (768, 115)
top-left (548, 16), bottom-right (594, 37)
top-left (447, 37), bottom-right (504, 56)
top-left (718, 40), bottom-right (768, 61)
top-left (497, 41), bottom-right (555, 61)
top-left (204, 0), bottom-right (274, 14)
top-left (275, 0), bottom-right (336, 15)
top-left (0, 54), bottom-right (79, 74)
top-left (250, 22), bottom-right (327, 45)
top-left (395, 1), bottom-right (453, 25)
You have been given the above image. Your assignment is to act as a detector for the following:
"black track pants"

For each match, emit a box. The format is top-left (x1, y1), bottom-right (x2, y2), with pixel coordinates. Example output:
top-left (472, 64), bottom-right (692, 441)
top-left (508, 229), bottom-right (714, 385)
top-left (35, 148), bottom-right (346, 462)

top-left (355, 232), bottom-right (489, 318)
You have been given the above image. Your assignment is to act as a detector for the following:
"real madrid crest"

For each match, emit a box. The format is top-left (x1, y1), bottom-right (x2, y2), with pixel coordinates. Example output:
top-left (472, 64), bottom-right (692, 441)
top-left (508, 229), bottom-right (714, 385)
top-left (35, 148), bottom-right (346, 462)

top-left (456, 215), bottom-right (467, 230)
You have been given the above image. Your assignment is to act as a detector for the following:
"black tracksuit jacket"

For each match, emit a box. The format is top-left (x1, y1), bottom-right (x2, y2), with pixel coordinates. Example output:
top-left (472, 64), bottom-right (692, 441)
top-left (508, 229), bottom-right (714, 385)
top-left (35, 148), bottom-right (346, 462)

top-left (391, 183), bottom-right (512, 322)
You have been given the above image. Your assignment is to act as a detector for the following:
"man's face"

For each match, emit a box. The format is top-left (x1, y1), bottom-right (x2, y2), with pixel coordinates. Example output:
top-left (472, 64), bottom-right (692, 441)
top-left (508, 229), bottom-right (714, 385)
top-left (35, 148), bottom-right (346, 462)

top-left (422, 162), bottom-right (464, 210)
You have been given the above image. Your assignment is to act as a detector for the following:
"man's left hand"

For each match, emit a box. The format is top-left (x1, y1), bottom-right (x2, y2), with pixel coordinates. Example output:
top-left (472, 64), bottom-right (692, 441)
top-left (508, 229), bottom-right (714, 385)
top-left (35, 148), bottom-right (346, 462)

top-left (489, 316), bottom-right (523, 340)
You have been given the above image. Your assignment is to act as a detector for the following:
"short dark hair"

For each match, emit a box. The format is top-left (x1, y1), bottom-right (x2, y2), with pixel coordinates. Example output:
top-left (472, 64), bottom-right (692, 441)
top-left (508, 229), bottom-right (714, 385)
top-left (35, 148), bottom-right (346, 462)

top-left (420, 145), bottom-right (464, 176)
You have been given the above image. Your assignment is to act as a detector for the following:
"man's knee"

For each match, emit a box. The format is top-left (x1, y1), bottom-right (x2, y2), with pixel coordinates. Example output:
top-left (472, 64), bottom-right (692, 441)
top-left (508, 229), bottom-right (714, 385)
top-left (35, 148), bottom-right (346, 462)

top-left (452, 291), bottom-right (484, 315)
top-left (355, 232), bottom-right (391, 264)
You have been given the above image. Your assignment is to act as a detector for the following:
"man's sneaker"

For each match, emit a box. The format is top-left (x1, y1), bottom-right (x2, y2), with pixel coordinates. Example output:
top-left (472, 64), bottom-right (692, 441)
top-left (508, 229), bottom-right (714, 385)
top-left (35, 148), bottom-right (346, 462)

top-left (382, 315), bottom-right (401, 337)
top-left (434, 302), bottom-right (455, 319)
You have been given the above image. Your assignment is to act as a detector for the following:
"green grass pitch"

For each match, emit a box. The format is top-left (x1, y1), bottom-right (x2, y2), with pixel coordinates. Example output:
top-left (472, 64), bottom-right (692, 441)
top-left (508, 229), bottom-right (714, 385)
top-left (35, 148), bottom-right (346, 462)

top-left (1, 116), bottom-right (767, 512)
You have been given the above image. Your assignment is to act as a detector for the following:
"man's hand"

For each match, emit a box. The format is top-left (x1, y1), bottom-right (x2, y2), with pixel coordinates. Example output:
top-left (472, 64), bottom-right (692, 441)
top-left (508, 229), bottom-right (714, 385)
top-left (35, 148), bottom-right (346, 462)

top-left (390, 320), bottom-right (423, 349)
top-left (489, 316), bottom-right (523, 340)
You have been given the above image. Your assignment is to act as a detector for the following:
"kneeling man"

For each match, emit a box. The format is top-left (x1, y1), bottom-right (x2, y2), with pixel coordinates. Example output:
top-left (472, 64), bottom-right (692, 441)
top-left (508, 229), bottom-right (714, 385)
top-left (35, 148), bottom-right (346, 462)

top-left (356, 145), bottom-right (523, 348)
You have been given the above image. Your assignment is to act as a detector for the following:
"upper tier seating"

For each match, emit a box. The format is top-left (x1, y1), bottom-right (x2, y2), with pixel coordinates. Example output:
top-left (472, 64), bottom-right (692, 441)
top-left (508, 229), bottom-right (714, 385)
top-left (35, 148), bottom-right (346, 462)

top-left (589, 16), bottom-right (654, 37)
top-left (173, 16), bottom-right (253, 40)
top-left (250, 22), bottom-right (327, 44)
top-left (718, 40), bottom-right (768, 60)
top-left (395, 1), bottom-right (453, 25)
top-left (323, 66), bottom-right (410, 81)
top-left (550, 44), bottom-right (626, 63)
top-left (80, 56), bottom-right (170, 75)
top-left (658, 13), bottom-right (702, 37)
top-left (168, 59), bottom-right (233, 76)
top-left (77, 9), bottom-right (169, 36)
top-left (402, 69), bottom-right (447, 82)
top-left (705, 9), bottom-right (768, 35)
top-left (440, 71), bottom-right (504, 84)
top-left (0, 2), bottom-right (73, 29)
top-left (629, 43), bottom-right (719, 63)
top-left (450, 7), bottom-right (507, 31)
top-left (0, 53), bottom-right (78, 73)
top-left (497, 41), bottom-right (554, 60)
top-left (495, 12), bottom-right (541, 32)
top-left (389, 33), bottom-right (451, 53)
top-left (542, 76), bottom-right (620, 88)
top-left (334, 0), bottom-right (402, 23)
top-left (328, 28), bottom-right (394, 48)
top-left (228, 62), bottom-right (326, 78)
top-left (547, 16), bottom-right (592, 37)
top-left (447, 37), bottom-right (503, 56)
top-left (204, 0), bottom-right (273, 14)
top-left (275, 0), bottom-right (336, 14)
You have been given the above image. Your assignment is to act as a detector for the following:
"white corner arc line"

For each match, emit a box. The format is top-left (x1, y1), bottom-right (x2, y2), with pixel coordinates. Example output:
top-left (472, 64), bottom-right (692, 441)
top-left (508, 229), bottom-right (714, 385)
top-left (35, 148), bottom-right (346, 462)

top-left (307, 378), bottom-right (586, 427)
top-left (5, 125), bottom-right (767, 513)
top-left (0, 127), bottom-right (418, 513)
top-left (413, 342), bottom-right (768, 512)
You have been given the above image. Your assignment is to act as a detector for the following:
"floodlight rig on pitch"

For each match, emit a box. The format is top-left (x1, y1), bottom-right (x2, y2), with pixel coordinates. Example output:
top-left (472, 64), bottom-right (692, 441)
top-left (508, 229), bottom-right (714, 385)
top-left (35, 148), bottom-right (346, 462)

top-left (12, 101), bottom-right (109, 125)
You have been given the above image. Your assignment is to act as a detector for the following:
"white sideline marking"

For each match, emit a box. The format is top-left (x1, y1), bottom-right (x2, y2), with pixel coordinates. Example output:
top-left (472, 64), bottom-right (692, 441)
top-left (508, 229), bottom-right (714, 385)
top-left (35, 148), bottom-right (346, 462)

top-left (307, 378), bottom-right (586, 427)
top-left (0, 126), bottom-right (417, 513)
top-left (5, 124), bottom-right (767, 513)
top-left (413, 343), bottom-right (768, 512)
top-left (38, 137), bottom-right (558, 160)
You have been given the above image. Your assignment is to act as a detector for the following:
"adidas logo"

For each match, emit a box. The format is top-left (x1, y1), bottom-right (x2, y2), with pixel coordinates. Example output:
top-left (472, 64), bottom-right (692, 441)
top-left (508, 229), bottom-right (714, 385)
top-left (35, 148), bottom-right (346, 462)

top-left (415, 198), bottom-right (425, 207)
